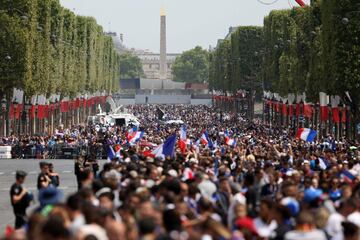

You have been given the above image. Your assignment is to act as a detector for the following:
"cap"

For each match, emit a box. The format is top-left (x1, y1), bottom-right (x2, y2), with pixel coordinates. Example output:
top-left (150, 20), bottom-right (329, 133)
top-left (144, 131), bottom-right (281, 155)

top-left (167, 169), bottom-right (178, 178)
top-left (304, 188), bottom-right (323, 203)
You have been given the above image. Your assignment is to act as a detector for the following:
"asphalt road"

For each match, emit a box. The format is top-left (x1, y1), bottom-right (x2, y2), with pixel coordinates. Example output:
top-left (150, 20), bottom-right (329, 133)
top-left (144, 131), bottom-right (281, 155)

top-left (0, 159), bottom-right (105, 232)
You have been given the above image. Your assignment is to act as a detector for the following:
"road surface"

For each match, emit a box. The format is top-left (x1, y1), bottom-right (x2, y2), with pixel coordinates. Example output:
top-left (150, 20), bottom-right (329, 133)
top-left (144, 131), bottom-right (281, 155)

top-left (0, 159), bottom-right (106, 232)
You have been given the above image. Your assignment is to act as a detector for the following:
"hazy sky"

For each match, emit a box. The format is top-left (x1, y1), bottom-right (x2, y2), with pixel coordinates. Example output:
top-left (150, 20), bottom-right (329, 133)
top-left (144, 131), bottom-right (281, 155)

top-left (60, 0), bottom-right (310, 53)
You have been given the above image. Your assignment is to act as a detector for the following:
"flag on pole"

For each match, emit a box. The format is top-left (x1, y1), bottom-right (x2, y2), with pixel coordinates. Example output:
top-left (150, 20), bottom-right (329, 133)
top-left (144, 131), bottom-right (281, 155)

top-left (318, 158), bottom-right (331, 170)
top-left (296, 128), bottom-right (317, 142)
top-left (151, 134), bottom-right (177, 159)
top-left (225, 137), bottom-right (236, 147)
top-left (200, 131), bottom-right (213, 149)
top-left (319, 92), bottom-right (329, 122)
top-left (107, 145), bottom-right (116, 162)
top-left (331, 95), bottom-right (340, 123)
top-left (127, 128), bottom-right (144, 144)
top-left (341, 170), bottom-right (356, 184)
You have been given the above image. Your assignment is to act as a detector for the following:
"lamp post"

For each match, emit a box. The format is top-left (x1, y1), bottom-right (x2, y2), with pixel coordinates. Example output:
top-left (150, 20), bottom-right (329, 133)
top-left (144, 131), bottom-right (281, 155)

top-left (1, 98), bottom-right (6, 136)
top-left (12, 100), bottom-right (18, 135)
top-left (23, 101), bottom-right (31, 135)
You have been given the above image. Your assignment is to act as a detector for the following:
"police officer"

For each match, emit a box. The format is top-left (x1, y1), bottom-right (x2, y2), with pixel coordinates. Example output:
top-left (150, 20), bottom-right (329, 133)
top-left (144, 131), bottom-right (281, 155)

top-left (10, 170), bottom-right (33, 229)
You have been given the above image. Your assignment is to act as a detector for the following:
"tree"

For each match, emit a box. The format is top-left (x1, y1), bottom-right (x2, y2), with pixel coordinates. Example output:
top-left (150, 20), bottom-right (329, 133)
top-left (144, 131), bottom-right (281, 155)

top-left (172, 46), bottom-right (209, 83)
top-left (119, 52), bottom-right (144, 79)
top-left (0, 0), bottom-right (121, 98)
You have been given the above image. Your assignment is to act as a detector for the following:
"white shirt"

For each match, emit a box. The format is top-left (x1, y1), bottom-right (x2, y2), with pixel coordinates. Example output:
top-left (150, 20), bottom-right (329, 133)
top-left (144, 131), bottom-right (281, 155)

top-left (253, 217), bottom-right (278, 238)
top-left (325, 212), bottom-right (345, 238)
top-left (347, 211), bottom-right (360, 227)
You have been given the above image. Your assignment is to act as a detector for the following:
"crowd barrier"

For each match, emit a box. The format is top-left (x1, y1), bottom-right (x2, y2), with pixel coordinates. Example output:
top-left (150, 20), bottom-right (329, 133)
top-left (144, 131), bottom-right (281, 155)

top-left (7, 143), bottom-right (106, 159)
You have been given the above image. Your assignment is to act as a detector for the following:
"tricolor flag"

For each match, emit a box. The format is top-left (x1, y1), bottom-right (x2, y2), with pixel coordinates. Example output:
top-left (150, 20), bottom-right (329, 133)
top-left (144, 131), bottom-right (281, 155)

top-left (107, 144), bottom-right (122, 162)
top-left (319, 92), bottom-right (329, 122)
top-left (179, 125), bottom-right (187, 140)
top-left (151, 134), bottom-right (177, 160)
top-left (127, 127), bottom-right (144, 144)
top-left (200, 131), bottom-right (213, 149)
top-left (225, 137), bottom-right (236, 147)
top-left (107, 145), bottom-right (116, 162)
top-left (341, 170), bottom-right (356, 184)
top-left (318, 157), bottom-right (331, 170)
top-left (178, 125), bottom-right (187, 154)
top-left (296, 128), bottom-right (317, 142)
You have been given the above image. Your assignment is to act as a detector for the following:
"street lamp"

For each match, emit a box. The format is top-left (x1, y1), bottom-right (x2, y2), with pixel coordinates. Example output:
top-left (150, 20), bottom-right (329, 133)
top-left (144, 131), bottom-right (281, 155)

top-left (340, 11), bottom-right (360, 25)
top-left (12, 100), bottom-right (18, 135)
top-left (21, 101), bottom-right (31, 135)
top-left (5, 55), bottom-right (11, 61)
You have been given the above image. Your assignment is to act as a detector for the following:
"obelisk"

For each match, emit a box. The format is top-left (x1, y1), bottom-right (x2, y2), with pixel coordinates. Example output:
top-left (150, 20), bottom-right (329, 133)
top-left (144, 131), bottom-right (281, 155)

top-left (159, 7), bottom-right (167, 80)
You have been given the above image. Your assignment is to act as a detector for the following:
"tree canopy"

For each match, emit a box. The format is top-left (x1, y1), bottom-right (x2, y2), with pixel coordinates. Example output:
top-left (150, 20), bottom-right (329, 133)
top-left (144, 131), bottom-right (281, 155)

top-left (209, 0), bottom-right (360, 104)
top-left (209, 26), bottom-right (263, 95)
top-left (119, 52), bottom-right (144, 79)
top-left (0, 0), bottom-right (120, 99)
top-left (172, 46), bottom-right (209, 83)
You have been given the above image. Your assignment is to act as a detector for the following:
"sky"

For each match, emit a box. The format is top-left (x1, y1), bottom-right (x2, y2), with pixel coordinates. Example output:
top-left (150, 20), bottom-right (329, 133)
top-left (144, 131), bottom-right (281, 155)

top-left (59, 0), bottom-right (310, 53)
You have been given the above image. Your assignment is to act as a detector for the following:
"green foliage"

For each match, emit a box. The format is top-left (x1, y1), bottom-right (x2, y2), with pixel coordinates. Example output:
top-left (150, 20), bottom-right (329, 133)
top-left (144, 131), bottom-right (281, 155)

top-left (119, 52), bottom-right (144, 79)
top-left (172, 46), bottom-right (209, 83)
top-left (0, 0), bottom-right (120, 98)
top-left (209, 27), bottom-right (263, 94)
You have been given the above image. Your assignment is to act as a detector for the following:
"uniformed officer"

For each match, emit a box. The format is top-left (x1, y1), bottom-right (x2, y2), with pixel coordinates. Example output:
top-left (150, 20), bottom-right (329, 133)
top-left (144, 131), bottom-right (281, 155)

top-left (10, 170), bottom-right (33, 229)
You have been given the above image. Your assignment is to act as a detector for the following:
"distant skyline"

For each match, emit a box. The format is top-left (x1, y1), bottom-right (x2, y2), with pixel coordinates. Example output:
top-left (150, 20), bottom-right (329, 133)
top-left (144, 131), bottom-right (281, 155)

top-left (60, 0), bottom-right (310, 53)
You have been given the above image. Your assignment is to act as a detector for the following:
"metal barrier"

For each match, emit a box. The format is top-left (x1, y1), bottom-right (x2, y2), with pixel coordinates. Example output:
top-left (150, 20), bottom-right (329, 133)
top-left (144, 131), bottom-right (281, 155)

top-left (9, 143), bottom-right (107, 159)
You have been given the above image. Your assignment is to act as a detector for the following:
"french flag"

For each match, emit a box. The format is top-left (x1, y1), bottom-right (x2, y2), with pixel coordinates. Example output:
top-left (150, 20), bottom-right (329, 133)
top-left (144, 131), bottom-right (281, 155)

top-left (296, 128), bottom-right (317, 142)
top-left (200, 131), bottom-right (213, 149)
top-left (319, 92), bottom-right (329, 122)
top-left (107, 145), bottom-right (120, 162)
top-left (178, 125), bottom-right (188, 154)
top-left (128, 129), bottom-right (144, 144)
top-left (341, 170), bottom-right (356, 184)
top-left (151, 134), bottom-right (177, 159)
top-left (318, 157), bottom-right (331, 170)
top-left (179, 125), bottom-right (187, 140)
top-left (225, 137), bottom-right (236, 147)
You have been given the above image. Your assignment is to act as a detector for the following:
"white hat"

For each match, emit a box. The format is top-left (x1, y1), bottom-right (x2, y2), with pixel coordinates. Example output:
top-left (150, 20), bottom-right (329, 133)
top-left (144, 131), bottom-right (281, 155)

top-left (167, 169), bottom-right (178, 178)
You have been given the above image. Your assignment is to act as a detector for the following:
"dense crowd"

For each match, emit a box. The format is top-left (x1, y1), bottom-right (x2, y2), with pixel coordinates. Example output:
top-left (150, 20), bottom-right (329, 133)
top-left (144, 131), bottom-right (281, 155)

top-left (4, 105), bottom-right (360, 240)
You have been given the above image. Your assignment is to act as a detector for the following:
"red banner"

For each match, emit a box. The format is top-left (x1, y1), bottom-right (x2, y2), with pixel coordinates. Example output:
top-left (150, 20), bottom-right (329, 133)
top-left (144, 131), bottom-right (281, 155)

top-left (29, 105), bottom-right (36, 119)
top-left (341, 108), bottom-right (347, 123)
top-left (296, 104), bottom-right (300, 116)
top-left (9, 104), bottom-right (14, 120)
top-left (320, 106), bottom-right (328, 122)
top-left (282, 104), bottom-right (288, 116)
top-left (304, 104), bottom-right (313, 118)
top-left (60, 101), bottom-right (69, 113)
top-left (37, 105), bottom-right (46, 119)
top-left (15, 104), bottom-right (22, 120)
top-left (289, 105), bottom-right (294, 116)
top-left (332, 108), bottom-right (340, 123)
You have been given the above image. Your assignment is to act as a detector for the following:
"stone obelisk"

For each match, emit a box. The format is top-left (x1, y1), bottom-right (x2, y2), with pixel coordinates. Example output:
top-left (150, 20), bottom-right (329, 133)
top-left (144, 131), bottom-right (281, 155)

top-left (159, 7), bottom-right (167, 80)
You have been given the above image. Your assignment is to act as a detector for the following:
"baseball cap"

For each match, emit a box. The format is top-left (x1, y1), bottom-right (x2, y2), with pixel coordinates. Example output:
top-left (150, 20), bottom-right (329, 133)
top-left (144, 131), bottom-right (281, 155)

top-left (304, 188), bottom-right (323, 203)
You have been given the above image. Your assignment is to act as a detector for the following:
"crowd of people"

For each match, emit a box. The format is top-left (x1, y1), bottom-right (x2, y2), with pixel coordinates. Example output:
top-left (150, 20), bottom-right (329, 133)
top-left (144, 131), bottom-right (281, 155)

top-left (4, 104), bottom-right (360, 240)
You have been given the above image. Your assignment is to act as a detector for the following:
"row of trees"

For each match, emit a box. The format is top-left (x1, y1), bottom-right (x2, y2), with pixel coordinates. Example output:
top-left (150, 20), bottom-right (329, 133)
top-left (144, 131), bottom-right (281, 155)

top-left (209, 26), bottom-right (263, 95)
top-left (0, 0), bottom-right (120, 100)
top-left (209, 0), bottom-right (360, 118)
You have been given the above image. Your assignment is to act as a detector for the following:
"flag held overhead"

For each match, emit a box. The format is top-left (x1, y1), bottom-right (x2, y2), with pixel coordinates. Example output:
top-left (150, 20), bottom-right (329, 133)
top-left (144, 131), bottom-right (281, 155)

top-left (296, 128), bottom-right (317, 142)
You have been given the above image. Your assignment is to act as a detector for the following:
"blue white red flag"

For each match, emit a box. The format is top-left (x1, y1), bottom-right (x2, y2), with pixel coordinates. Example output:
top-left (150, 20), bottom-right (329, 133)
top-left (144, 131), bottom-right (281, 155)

top-left (341, 170), bottom-right (356, 183)
top-left (151, 134), bottom-right (177, 159)
top-left (318, 157), bottom-right (331, 170)
top-left (296, 128), bottom-right (317, 142)
top-left (225, 137), bottom-right (236, 147)
top-left (200, 131), bottom-right (213, 149)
